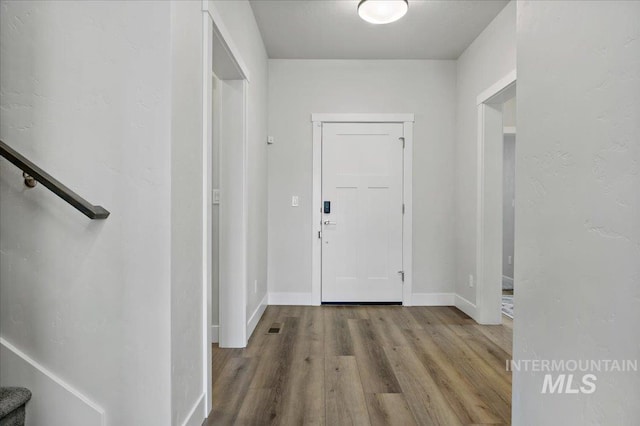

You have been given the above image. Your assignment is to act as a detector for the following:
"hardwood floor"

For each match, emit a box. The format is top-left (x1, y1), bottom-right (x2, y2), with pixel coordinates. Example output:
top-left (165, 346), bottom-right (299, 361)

top-left (206, 306), bottom-right (513, 425)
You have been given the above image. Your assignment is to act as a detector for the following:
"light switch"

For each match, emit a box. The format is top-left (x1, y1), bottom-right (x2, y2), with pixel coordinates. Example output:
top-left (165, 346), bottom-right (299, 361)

top-left (291, 195), bottom-right (299, 207)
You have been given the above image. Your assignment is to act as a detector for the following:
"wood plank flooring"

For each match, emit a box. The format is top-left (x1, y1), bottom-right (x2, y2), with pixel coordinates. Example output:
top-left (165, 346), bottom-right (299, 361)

top-left (206, 306), bottom-right (513, 425)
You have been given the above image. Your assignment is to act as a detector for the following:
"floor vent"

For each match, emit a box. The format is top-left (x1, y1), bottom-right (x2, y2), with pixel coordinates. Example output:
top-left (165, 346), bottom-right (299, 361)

top-left (267, 324), bottom-right (281, 334)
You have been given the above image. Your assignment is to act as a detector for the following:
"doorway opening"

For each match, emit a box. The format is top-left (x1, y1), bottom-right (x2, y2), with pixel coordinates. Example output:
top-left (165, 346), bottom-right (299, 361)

top-left (311, 114), bottom-right (414, 306)
top-left (205, 8), bottom-right (250, 339)
top-left (475, 71), bottom-right (516, 325)
top-left (202, 2), bottom-right (252, 418)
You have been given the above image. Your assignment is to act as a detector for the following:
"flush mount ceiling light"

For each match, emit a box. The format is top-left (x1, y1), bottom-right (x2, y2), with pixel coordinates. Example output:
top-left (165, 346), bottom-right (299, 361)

top-left (358, 0), bottom-right (409, 25)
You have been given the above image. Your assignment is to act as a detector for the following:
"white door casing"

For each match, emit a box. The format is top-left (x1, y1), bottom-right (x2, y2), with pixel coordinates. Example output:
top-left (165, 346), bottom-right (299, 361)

top-left (311, 113), bottom-right (414, 306)
top-left (202, 1), bottom-right (252, 420)
top-left (321, 123), bottom-right (404, 302)
top-left (204, 1), bottom-right (251, 353)
top-left (475, 70), bottom-right (516, 324)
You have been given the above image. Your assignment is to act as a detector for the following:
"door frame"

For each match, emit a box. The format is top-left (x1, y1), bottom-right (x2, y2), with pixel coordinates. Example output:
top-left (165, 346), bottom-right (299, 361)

top-left (202, 0), bottom-right (251, 418)
top-left (310, 113), bottom-right (415, 306)
top-left (475, 70), bottom-right (516, 324)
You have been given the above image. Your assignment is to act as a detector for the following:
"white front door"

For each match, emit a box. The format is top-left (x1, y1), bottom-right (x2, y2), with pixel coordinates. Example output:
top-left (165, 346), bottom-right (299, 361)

top-left (321, 122), bottom-right (404, 302)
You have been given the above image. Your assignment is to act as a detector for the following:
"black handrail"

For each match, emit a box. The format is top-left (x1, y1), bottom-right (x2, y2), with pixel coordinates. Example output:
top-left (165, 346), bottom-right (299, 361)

top-left (0, 140), bottom-right (110, 219)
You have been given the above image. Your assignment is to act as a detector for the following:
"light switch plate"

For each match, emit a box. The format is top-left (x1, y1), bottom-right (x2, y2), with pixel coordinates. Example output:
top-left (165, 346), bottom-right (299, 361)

top-left (291, 195), bottom-right (299, 207)
top-left (212, 189), bottom-right (220, 205)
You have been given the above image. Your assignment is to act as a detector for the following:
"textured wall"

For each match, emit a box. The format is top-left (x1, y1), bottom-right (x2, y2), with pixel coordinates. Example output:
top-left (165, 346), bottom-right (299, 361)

top-left (267, 59), bottom-right (457, 298)
top-left (513, 1), bottom-right (640, 423)
top-left (170, 1), bottom-right (204, 424)
top-left (0, 1), bottom-right (173, 424)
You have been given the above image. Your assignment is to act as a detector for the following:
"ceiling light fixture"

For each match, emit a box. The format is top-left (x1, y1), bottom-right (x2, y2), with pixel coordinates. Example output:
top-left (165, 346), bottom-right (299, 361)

top-left (358, 0), bottom-right (409, 25)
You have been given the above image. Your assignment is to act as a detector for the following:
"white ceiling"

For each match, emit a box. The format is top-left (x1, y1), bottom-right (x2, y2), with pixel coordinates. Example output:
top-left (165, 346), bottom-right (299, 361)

top-left (249, 0), bottom-right (510, 60)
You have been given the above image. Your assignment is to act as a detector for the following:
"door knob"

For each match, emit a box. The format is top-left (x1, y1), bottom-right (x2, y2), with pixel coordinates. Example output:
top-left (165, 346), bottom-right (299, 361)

top-left (323, 220), bottom-right (337, 225)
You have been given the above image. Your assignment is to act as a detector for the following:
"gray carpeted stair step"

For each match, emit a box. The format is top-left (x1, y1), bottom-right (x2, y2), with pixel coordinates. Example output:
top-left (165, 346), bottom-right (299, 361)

top-left (0, 387), bottom-right (31, 426)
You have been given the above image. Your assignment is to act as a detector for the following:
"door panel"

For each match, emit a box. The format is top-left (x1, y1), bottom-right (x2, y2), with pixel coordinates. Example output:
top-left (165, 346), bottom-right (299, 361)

top-left (322, 122), bottom-right (404, 302)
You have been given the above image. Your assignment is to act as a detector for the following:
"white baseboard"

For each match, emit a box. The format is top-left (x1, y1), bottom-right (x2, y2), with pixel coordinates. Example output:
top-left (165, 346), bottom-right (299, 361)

top-left (0, 337), bottom-right (106, 426)
top-left (268, 292), bottom-right (457, 306)
top-left (454, 294), bottom-right (477, 319)
top-left (268, 292), bottom-right (312, 305)
top-left (247, 293), bottom-right (268, 340)
top-left (210, 325), bottom-right (219, 343)
top-left (411, 292), bottom-right (455, 306)
top-left (181, 392), bottom-right (205, 426)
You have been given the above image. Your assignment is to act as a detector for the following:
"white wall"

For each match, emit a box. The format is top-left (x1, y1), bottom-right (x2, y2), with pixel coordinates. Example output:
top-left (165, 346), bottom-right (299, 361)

top-left (454, 1), bottom-right (516, 305)
top-left (502, 133), bottom-right (516, 282)
top-left (503, 96), bottom-right (517, 127)
top-left (211, 74), bottom-right (221, 332)
top-left (267, 60), bottom-right (457, 300)
top-left (513, 1), bottom-right (640, 423)
top-left (1, 1), bottom-right (209, 424)
top-left (502, 96), bottom-right (517, 286)
top-left (169, 1), bottom-right (204, 424)
top-left (0, 1), bottom-right (173, 424)
top-left (212, 1), bottom-right (269, 329)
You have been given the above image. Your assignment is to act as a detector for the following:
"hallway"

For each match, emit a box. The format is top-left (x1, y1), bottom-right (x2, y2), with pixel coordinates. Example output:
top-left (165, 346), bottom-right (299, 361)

top-left (2, 1), bottom-right (638, 423)
top-left (208, 306), bottom-right (512, 425)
